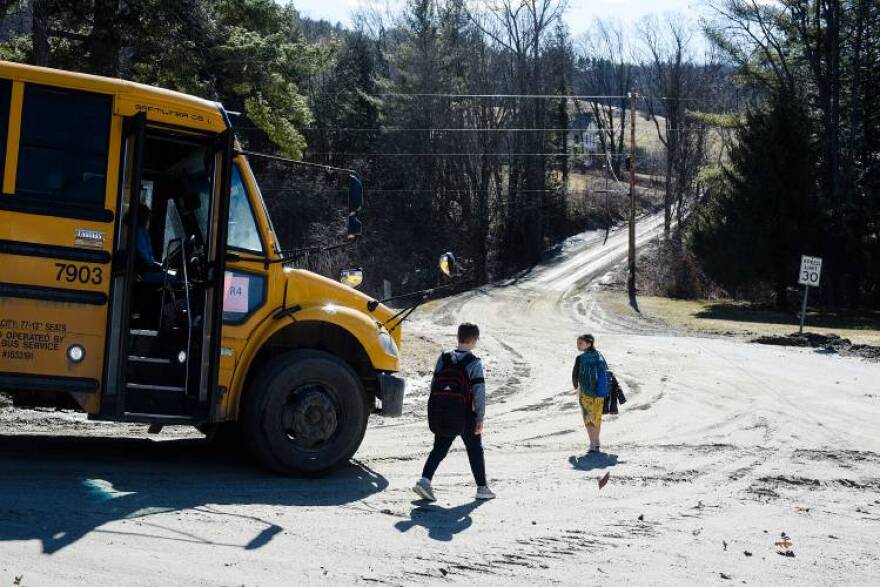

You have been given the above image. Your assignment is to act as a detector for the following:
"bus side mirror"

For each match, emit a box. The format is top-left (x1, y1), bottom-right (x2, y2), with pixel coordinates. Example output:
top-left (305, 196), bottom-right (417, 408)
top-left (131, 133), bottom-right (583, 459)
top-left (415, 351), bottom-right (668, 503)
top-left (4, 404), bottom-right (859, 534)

top-left (339, 268), bottom-right (364, 289)
top-left (439, 252), bottom-right (456, 277)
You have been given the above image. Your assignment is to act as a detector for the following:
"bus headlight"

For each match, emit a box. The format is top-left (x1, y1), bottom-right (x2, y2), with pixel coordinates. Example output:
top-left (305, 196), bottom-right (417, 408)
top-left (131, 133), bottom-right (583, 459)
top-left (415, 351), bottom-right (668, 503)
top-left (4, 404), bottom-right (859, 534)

top-left (67, 344), bottom-right (86, 363)
top-left (378, 332), bottom-right (398, 358)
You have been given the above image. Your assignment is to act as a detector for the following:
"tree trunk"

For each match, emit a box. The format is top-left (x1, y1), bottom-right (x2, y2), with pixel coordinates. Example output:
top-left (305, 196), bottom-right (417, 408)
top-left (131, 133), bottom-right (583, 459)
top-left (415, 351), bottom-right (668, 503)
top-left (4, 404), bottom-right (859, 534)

top-left (775, 278), bottom-right (788, 311)
top-left (32, 0), bottom-right (50, 66)
top-left (663, 137), bottom-right (673, 238)
top-left (84, 0), bottom-right (122, 76)
top-left (828, 0), bottom-right (841, 204)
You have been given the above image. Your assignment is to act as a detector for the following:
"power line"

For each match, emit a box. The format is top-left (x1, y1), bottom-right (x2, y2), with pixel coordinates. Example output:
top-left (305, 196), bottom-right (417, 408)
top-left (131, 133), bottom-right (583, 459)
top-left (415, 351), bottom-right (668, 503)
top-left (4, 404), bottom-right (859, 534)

top-left (258, 187), bottom-right (584, 194)
top-left (371, 92), bottom-right (701, 101)
top-left (236, 126), bottom-right (721, 133)
top-left (302, 152), bottom-right (631, 157)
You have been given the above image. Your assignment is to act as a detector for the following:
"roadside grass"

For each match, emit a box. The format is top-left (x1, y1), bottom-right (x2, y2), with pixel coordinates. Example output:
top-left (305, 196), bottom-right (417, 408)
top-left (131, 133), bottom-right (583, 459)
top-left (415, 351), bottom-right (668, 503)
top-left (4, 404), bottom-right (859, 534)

top-left (602, 291), bottom-right (880, 346)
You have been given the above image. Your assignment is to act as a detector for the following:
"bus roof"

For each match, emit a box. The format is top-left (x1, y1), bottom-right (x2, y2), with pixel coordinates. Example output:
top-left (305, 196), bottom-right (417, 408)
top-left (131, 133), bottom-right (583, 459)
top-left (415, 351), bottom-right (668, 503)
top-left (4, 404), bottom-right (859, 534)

top-left (0, 61), bottom-right (227, 133)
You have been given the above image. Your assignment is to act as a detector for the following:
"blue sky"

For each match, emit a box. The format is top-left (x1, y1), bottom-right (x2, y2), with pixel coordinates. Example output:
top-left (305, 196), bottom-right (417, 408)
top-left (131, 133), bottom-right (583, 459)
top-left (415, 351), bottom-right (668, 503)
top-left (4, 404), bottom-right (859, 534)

top-left (288, 0), bottom-right (708, 37)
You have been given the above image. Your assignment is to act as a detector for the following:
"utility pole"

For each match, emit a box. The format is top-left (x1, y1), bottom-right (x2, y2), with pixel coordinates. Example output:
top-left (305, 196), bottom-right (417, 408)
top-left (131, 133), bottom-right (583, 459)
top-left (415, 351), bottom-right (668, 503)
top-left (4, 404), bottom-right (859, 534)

top-left (627, 92), bottom-right (638, 309)
top-left (603, 159), bottom-right (610, 245)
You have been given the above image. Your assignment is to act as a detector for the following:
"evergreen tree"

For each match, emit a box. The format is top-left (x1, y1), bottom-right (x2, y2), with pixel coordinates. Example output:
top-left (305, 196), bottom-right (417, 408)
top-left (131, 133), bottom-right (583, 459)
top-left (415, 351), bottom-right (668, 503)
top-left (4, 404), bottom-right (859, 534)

top-left (691, 93), bottom-right (819, 307)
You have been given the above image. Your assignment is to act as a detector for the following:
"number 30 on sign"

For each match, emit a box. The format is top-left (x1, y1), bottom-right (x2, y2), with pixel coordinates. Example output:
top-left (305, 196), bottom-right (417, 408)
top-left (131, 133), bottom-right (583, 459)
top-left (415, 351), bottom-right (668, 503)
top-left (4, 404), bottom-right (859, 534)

top-left (799, 255), bottom-right (822, 287)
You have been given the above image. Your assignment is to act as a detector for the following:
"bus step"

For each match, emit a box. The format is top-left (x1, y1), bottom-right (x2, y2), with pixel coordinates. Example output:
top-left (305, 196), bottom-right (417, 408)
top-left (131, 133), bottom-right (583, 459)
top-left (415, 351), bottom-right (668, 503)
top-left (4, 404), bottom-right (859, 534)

top-left (130, 329), bottom-right (159, 337)
top-left (128, 356), bottom-right (171, 364)
top-left (126, 383), bottom-right (185, 392)
top-left (122, 413), bottom-right (194, 422)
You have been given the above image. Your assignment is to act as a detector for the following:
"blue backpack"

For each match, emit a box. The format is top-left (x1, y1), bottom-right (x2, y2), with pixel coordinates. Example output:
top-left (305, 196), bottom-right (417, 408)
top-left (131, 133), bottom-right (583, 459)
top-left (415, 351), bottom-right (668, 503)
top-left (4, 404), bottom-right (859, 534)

top-left (578, 351), bottom-right (609, 398)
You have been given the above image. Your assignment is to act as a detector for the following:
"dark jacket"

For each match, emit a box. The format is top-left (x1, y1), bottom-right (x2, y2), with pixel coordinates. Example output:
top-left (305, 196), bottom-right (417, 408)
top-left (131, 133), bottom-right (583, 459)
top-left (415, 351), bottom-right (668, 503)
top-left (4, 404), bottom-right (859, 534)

top-left (573, 357), bottom-right (627, 412)
top-left (602, 370), bottom-right (627, 414)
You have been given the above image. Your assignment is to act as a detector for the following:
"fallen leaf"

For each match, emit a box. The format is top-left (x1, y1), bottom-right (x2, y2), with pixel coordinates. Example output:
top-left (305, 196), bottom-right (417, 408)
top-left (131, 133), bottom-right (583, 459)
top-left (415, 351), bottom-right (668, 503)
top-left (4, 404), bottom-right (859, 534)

top-left (775, 538), bottom-right (793, 549)
top-left (598, 472), bottom-right (610, 489)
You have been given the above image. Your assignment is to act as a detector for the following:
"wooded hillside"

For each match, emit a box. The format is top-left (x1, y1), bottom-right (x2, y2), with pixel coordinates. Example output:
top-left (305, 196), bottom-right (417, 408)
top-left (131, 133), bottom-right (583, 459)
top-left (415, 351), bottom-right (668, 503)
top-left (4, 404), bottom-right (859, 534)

top-left (1, 0), bottom-right (876, 309)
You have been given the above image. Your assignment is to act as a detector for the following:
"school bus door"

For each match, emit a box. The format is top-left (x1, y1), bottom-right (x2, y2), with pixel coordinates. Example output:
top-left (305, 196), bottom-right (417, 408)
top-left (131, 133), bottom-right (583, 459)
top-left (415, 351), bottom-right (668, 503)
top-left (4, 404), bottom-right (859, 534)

top-left (101, 114), bottom-right (233, 422)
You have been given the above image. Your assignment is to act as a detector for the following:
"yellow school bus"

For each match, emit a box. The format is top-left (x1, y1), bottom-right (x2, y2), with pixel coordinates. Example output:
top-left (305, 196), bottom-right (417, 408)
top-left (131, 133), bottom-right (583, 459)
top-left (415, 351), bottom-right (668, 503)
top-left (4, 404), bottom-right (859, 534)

top-left (0, 61), bottom-right (405, 475)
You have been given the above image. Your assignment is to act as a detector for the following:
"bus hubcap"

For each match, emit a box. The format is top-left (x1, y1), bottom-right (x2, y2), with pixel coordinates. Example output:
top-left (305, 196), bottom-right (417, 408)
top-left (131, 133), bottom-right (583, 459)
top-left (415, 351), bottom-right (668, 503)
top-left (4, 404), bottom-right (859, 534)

top-left (285, 387), bottom-right (338, 446)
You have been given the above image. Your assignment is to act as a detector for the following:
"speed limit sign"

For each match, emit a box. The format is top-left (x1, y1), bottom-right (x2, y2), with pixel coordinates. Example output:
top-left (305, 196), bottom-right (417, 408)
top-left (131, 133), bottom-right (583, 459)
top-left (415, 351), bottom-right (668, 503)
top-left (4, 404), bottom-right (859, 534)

top-left (799, 255), bottom-right (822, 287)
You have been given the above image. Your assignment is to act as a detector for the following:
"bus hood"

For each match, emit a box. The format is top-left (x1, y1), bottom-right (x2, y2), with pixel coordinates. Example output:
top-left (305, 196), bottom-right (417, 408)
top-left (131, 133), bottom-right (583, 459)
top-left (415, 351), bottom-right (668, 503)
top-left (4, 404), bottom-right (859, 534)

top-left (281, 268), bottom-right (401, 346)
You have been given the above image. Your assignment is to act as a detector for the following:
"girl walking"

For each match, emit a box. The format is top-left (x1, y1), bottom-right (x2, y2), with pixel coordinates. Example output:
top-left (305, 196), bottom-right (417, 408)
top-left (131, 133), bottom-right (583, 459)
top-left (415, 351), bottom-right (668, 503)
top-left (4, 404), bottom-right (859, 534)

top-left (572, 334), bottom-right (609, 453)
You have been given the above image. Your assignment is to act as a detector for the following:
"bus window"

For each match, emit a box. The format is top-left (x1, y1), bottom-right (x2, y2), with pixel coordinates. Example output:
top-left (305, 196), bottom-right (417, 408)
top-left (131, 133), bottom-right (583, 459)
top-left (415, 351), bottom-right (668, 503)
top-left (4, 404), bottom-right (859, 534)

top-left (15, 85), bottom-right (111, 213)
top-left (0, 79), bottom-right (11, 188)
top-left (228, 165), bottom-right (262, 253)
top-left (162, 199), bottom-right (187, 258)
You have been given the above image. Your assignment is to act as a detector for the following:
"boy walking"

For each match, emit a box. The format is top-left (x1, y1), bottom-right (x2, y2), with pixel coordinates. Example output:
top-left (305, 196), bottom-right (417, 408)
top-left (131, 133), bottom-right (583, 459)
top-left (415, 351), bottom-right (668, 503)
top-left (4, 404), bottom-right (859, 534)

top-left (413, 323), bottom-right (496, 502)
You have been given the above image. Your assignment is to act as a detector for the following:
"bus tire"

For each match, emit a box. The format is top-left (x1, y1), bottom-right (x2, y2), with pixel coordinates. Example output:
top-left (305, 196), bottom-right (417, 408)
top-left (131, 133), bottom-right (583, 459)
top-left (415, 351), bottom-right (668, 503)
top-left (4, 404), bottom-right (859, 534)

top-left (242, 349), bottom-right (369, 476)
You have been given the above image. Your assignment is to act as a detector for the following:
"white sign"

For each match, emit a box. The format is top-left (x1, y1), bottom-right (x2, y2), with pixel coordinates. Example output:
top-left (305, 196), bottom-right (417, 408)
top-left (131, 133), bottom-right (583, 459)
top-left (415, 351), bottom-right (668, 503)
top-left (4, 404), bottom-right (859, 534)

top-left (223, 272), bottom-right (250, 313)
top-left (799, 255), bottom-right (822, 287)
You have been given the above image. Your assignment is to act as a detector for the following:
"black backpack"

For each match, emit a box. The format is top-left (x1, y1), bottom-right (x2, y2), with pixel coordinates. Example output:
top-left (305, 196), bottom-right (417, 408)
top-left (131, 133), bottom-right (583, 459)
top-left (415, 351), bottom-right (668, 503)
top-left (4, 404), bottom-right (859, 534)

top-left (428, 352), bottom-right (477, 436)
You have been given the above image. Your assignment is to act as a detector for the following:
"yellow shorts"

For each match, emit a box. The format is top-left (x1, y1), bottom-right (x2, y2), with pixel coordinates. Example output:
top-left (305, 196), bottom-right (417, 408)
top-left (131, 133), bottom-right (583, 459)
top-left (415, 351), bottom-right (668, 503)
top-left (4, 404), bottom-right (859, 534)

top-left (580, 394), bottom-right (603, 428)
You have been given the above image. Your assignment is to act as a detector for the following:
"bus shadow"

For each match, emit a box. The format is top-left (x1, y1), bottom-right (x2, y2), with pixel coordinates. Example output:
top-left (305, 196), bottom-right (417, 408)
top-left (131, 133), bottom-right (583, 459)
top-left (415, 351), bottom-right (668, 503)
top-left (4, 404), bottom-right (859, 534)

top-left (0, 434), bottom-right (387, 554)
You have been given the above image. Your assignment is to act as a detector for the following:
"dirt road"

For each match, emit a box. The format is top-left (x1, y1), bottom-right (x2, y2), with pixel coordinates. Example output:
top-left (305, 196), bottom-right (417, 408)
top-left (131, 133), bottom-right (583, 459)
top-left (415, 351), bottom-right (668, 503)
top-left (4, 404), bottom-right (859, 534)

top-left (2, 218), bottom-right (879, 585)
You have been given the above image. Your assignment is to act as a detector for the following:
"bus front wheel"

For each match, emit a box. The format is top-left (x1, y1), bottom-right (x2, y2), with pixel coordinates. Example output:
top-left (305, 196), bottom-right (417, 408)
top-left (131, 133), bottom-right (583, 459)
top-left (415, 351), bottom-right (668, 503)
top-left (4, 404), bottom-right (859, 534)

top-left (242, 349), bottom-right (369, 476)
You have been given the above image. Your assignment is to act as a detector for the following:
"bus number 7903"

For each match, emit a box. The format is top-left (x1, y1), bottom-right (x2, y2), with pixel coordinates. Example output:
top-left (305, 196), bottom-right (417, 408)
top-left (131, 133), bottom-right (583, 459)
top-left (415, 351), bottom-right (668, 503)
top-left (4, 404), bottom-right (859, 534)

top-left (55, 263), bottom-right (103, 285)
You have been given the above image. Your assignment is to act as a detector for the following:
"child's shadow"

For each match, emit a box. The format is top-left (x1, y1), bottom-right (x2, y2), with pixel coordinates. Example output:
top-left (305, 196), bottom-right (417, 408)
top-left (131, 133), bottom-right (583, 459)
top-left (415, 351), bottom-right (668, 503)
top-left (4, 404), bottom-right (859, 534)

top-left (569, 453), bottom-right (620, 471)
top-left (394, 500), bottom-right (486, 542)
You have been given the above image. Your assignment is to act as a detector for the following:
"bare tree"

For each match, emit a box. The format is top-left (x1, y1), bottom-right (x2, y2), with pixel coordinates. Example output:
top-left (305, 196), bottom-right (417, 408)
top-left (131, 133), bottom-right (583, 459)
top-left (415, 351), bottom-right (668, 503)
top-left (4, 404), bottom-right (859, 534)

top-left (464, 0), bottom-right (567, 264)
top-left (638, 13), bottom-right (705, 240)
top-left (576, 19), bottom-right (631, 177)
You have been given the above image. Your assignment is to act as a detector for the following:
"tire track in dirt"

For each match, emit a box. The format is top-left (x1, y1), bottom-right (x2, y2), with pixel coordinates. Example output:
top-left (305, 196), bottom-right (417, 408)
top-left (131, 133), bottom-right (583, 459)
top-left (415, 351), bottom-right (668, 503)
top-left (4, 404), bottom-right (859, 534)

top-left (397, 523), bottom-right (658, 584)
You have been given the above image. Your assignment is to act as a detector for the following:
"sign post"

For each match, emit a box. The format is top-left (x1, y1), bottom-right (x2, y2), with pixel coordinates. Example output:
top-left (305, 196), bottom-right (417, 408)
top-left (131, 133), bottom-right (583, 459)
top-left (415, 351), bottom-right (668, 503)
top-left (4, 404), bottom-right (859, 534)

top-left (798, 255), bottom-right (822, 334)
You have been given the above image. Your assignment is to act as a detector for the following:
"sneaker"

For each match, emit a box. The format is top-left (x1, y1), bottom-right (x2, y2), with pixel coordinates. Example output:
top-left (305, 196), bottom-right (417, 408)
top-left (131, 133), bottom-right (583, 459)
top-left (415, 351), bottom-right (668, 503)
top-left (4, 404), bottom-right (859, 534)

top-left (413, 478), bottom-right (436, 502)
top-left (475, 485), bottom-right (496, 500)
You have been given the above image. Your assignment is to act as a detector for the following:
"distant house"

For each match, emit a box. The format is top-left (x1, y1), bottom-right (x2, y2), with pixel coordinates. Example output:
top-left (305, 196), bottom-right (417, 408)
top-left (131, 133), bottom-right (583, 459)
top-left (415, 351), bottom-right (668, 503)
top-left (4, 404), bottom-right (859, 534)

top-left (569, 111), bottom-right (599, 167)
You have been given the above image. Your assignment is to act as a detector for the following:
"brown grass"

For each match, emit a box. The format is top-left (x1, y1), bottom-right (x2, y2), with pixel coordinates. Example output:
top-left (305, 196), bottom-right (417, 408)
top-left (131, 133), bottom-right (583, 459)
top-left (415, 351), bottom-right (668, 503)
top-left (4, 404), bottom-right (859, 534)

top-left (603, 291), bottom-right (880, 346)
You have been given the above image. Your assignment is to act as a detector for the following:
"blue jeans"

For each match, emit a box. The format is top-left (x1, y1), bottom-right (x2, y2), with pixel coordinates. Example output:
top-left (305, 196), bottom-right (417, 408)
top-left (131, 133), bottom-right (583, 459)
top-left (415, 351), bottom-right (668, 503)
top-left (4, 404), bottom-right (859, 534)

top-left (421, 414), bottom-right (486, 487)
